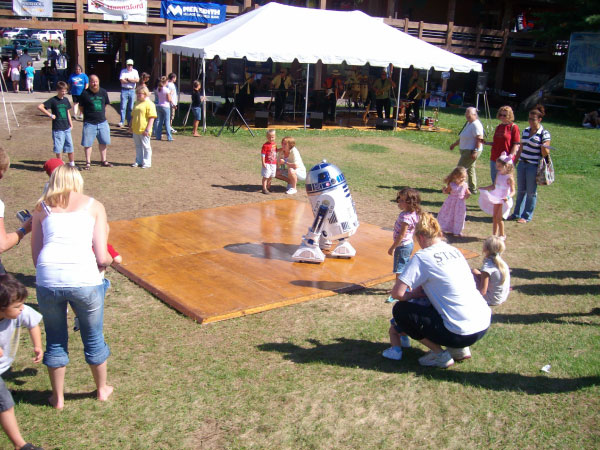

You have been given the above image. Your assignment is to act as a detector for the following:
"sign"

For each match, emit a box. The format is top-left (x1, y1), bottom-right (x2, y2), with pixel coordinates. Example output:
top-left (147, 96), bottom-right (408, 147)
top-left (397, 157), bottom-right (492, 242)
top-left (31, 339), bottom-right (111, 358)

top-left (88, 0), bottom-right (147, 23)
top-left (564, 32), bottom-right (600, 93)
top-left (161, 1), bottom-right (226, 24)
top-left (13, 0), bottom-right (52, 17)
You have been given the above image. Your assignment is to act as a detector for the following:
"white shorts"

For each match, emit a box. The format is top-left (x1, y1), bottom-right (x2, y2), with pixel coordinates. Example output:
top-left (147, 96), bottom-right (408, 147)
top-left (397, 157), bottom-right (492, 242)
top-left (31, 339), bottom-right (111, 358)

top-left (262, 163), bottom-right (277, 178)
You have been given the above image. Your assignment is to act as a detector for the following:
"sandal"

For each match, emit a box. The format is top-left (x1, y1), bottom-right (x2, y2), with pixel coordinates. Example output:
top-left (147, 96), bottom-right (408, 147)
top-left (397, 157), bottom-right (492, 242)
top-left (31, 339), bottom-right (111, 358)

top-left (83, 163), bottom-right (91, 170)
top-left (101, 161), bottom-right (113, 167)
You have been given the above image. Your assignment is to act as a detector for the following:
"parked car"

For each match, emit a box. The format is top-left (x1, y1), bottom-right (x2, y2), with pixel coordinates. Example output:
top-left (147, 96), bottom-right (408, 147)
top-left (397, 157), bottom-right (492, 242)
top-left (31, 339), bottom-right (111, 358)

top-left (1, 39), bottom-right (43, 60)
top-left (3, 28), bottom-right (31, 39)
top-left (31, 30), bottom-right (64, 42)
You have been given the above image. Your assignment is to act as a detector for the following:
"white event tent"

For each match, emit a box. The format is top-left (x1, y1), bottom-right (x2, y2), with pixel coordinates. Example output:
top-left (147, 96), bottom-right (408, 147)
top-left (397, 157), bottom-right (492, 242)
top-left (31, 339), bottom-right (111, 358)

top-left (161, 2), bottom-right (481, 130)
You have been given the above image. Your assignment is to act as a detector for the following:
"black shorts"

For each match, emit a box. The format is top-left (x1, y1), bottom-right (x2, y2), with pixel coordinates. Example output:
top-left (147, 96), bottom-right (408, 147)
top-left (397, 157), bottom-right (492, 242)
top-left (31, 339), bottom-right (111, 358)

top-left (0, 377), bottom-right (15, 413)
top-left (392, 301), bottom-right (488, 348)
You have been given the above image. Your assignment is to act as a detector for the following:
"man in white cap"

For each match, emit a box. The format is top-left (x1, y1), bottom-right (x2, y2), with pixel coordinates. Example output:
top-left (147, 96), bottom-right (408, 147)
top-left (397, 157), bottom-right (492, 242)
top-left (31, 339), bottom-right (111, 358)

top-left (118, 59), bottom-right (139, 127)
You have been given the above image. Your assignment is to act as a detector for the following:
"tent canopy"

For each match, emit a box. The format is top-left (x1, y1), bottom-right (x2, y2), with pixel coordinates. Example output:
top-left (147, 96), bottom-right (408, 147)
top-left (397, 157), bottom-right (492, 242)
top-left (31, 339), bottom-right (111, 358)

top-left (161, 2), bottom-right (481, 73)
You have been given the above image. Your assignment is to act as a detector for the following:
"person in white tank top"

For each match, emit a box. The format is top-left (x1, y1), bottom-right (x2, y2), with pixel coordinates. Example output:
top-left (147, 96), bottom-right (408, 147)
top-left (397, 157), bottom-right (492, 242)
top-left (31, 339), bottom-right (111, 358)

top-left (31, 165), bottom-right (114, 409)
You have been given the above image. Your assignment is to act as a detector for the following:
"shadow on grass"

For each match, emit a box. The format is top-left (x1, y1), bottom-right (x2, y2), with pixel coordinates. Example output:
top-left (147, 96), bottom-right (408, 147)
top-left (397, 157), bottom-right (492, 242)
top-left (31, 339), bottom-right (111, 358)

top-left (10, 389), bottom-right (97, 406)
top-left (257, 338), bottom-right (600, 394)
top-left (511, 268), bottom-right (600, 280)
top-left (512, 284), bottom-right (600, 296)
top-left (492, 308), bottom-right (600, 326)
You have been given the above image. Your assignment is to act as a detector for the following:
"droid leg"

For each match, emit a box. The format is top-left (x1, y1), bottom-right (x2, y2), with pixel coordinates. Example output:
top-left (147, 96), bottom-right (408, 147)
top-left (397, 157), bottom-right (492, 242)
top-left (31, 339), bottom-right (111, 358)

top-left (292, 204), bottom-right (328, 263)
top-left (329, 238), bottom-right (356, 258)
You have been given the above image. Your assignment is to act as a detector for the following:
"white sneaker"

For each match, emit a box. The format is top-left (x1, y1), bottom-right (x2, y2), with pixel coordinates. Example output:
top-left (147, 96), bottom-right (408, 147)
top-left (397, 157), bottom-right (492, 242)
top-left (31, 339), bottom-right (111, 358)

top-left (418, 350), bottom-right (454, 368)
top-left (447, 346), bottom-right (471, 362)
top-left (285, 188), bottom-right (297, 195)
top-left (400, 335), bottom-right (411, 348)
top-left (382, 346), bottom-right (402, 361)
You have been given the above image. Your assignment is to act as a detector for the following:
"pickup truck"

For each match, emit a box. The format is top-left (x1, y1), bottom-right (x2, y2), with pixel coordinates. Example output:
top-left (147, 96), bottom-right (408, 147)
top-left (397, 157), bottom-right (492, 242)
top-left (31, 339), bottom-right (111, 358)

top-left (1, 39), bottom-right (43, 60)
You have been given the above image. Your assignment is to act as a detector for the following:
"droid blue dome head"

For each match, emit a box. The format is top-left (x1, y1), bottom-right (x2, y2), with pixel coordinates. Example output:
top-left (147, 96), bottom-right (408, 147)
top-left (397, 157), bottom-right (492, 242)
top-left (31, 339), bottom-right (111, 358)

top-left (305, 160), bottom-right (347, 196)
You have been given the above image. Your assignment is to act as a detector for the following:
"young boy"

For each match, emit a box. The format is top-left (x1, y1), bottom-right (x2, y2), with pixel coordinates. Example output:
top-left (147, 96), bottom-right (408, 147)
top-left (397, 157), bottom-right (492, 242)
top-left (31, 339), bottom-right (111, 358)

top-left (24, 62), bottom-right (34, 94)
top-left (261, 129), bottom-right (277, 194)
top-left (0, 274), bottom-right (44, 450)
top-left (37, 81), bottom-right (75, 168)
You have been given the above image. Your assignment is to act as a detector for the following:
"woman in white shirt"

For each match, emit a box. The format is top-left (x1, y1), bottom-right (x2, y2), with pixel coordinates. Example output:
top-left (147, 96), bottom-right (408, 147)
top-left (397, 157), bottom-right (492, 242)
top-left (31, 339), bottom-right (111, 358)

top-left (388, 212), bottom-right (491, 368)
top-left (31, 165), bottom-right (113, 409)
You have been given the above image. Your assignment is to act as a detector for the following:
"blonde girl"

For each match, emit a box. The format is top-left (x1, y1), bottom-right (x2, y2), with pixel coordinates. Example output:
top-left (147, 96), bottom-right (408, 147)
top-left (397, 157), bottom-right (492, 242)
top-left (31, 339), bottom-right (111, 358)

top-left (437, 166), bottom-right (470, 236)
top-left (472, 236), bottom-right (510, 306)
top-left (478, 152), bottom-right (515, 240)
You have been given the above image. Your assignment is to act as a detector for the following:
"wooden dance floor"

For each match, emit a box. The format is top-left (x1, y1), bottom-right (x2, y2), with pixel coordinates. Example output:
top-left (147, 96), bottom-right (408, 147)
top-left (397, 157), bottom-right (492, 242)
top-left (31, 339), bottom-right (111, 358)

top-left (109, 199), bottom-right (476, 324)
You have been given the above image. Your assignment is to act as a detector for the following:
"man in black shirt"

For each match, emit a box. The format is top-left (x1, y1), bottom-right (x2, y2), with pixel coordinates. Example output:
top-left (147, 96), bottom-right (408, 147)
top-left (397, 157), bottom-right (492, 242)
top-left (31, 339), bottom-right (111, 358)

top-left (37, 81), bottom-right (75, 167)
top-left (79, 75), bottom-right (113, 169)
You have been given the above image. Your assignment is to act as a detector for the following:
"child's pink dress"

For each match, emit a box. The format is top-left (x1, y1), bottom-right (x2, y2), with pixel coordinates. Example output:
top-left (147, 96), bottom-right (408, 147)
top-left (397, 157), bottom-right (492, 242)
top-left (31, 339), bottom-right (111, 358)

top-left (437, 182), bottom-right (468, 235)
top-left (478, 173), bottom-right (513, 219)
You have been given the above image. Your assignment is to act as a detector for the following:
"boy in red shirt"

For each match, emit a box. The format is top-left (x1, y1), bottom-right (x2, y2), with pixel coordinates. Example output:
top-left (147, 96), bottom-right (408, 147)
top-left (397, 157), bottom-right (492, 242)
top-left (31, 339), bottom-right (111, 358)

top-left (261, 129), bottom-right (277, 194)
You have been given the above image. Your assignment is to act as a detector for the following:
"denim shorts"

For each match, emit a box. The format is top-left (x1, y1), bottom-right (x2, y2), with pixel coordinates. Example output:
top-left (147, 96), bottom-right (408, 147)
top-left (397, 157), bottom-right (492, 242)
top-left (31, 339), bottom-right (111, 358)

top-left (393, 242), bottom-right (413, 274)
top-left (192, 106), bottom-right (202, 121)
top-left (36, 284), bottom-right (110, 368)
top-left (52, 128), bottom-right (74, 154)
top-left (81, 120), bottom-right (111, 147)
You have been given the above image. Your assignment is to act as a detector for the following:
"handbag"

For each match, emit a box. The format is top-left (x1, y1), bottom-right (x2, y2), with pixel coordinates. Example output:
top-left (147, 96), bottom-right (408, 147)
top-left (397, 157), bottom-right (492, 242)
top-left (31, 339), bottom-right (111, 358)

top-left (536, 155), bottom-right (554, 185)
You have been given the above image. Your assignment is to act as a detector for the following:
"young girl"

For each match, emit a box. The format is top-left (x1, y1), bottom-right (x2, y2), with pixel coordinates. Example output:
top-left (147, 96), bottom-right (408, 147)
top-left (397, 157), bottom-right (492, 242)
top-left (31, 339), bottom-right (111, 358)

top-left (191, 80), bottom-right (204, 137)
top-left (472, 236), bottom-right (510, 306)
top-left (386, 188), bottom-right (422, 302)
top-left (437, 166), bottom-right (470, 236)
top-left (478, 152), bottom-right (515, 240)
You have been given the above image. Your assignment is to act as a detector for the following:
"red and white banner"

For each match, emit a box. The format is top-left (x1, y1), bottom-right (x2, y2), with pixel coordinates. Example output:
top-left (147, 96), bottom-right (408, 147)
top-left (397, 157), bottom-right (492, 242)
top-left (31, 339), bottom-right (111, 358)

top-left (88, 0), bottom-right (147, 23)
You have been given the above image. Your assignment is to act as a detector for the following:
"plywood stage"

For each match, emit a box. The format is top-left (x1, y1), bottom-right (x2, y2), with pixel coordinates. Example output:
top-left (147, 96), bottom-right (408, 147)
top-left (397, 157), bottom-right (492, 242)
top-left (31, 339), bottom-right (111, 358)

top-left (108, 199), bottom-right (477, 324)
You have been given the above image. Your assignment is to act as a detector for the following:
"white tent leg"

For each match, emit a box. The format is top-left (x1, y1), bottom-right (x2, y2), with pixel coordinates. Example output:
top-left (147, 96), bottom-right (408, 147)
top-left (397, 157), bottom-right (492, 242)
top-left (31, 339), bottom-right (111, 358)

top-left (202, 57), bottom-right (207, 133)
top-left (394, 68), bottom-right (402, 131)
top-left (304, 63), bottom-right (310, 130)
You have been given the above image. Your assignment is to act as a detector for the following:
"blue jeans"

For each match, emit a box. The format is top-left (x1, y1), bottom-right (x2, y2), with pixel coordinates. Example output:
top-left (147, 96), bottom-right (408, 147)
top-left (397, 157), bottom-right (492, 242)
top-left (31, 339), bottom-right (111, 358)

top-left (513, 161), bottom-right (538, 222)
top-left (393, 242), bottom-right (413, 274)
top-left (490, 160), bottom-right (497, 183)
top-left (155, 105), bottom-right (172, 141)
top-left (120, 88), bottom-right (135, 124)
top-left (36, 284), bottom-right (110, 368)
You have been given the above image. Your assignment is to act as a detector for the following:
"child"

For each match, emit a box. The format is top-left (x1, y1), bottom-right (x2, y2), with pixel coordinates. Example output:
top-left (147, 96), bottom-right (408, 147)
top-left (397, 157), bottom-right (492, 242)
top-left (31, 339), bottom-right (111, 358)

top-left (261, 129), bottom-right (277, 194)
top-left (471, 236), bottom-right (510, 306)
top-left (191, 80), bottom-right (204, 137)
top-left (129, 86), bottom-right (157, 169)
top-left (37, 81), bottom-right (75, 168)
top-left (478, 152), bottom-right (515, 240)
top-left (437, 166), bottom-right (470, 236)
top-left (0, 274), bottom-right (44, 450)
top-left (24, 61), bottom-right (35, 94)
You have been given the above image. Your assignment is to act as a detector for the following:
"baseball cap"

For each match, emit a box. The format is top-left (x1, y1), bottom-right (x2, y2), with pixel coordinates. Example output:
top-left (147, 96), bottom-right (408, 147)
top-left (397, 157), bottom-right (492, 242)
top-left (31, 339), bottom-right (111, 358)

top-left (43, 158), bottom-right (64, 177)
top-left (126, 59), bottom-right (134, 65)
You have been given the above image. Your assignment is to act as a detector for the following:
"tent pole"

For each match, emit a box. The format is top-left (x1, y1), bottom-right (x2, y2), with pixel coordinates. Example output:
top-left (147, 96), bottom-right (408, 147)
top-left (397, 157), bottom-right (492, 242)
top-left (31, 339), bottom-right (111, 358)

top-left (304, 63), bottom-right (310, 130)
top-left (202, 57), bottom-right (207, 133)
top-left (394, 68), bottom-right (402, 131)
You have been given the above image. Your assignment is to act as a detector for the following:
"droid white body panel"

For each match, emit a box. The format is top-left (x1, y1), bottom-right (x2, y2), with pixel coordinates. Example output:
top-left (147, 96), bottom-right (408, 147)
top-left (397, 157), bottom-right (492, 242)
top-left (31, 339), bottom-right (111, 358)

top-left (292, 160), bottom-right (359, 263)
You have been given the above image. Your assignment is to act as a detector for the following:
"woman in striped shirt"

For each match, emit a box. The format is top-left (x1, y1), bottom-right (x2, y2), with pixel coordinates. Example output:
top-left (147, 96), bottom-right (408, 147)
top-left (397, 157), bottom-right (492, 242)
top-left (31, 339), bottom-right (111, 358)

top-left (509, 105), bottom-right (551, 223)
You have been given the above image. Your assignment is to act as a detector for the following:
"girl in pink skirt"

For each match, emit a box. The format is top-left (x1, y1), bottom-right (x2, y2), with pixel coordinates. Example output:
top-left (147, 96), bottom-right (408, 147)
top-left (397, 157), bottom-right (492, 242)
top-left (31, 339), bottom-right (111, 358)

top-left (437, 166), bottom-right (470, 236)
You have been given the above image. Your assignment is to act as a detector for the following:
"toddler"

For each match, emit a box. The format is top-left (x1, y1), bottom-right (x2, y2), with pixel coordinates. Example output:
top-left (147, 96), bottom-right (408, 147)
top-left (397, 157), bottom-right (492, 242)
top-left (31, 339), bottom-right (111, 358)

top-left (472, 236), bottom-right (511, 306)
top-left (437, 166), bottom-right (470, 236)
top-left (261, 129), bottom-right (277, 194)
top-left (0, 274), bottom-right (44, 450)
top-left (478, 152), bottom-right (515, 240)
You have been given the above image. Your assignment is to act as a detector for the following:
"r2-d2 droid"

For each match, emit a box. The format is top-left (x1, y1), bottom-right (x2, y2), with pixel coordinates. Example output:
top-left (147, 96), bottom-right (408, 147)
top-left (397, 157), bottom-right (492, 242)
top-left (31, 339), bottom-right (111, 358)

top-left (292, 160), bottom-right (359, 263)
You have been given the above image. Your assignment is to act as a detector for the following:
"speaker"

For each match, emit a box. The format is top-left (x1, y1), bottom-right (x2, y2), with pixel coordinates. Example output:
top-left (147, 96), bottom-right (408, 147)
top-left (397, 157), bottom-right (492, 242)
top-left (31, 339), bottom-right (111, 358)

top-left (226, 58), bottom-right (245, 85)
top-left (310, 112), bottom-right (323, 129)
top-left (476, 72), bottom-right (488, 94)
top-left (376, 118), bottom-right (395, 130)
top-left (255, 111), bottom-right (269, 128)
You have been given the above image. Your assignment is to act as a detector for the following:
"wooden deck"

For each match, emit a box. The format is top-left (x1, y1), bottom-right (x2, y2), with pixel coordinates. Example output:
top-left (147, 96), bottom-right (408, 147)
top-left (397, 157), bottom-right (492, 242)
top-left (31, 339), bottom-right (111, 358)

top-left (108, 199), bottom-right (477, 324)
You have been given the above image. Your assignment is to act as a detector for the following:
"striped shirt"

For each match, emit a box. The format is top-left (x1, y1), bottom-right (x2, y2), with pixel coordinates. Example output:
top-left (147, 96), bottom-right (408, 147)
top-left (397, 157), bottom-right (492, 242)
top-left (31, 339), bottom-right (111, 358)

top-left (520, 125), bottom-right (551, 164)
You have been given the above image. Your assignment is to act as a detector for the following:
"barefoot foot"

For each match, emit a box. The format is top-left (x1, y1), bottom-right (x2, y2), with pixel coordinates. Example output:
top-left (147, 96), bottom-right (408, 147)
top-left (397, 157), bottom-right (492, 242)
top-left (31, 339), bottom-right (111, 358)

top-left (48, 394), bottom-right (64, 410)
top-left (97, 385), bottom-right (114, 402)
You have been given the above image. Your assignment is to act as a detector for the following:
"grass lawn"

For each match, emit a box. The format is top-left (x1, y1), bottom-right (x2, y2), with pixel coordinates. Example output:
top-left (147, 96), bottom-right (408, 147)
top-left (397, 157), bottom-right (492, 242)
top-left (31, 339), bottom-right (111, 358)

top-left (1, 103), bottom-right (598, 449)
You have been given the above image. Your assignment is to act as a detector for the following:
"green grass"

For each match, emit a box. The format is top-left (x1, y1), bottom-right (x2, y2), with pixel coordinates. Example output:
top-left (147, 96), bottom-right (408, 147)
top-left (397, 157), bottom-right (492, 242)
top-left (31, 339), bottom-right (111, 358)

top-left (2, 104), bottom-right (599, 449)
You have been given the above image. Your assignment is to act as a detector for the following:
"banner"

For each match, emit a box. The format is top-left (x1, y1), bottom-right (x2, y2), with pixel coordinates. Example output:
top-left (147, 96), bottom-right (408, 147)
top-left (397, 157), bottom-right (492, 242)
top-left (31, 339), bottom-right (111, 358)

top-left (88, 0), bottom-right (147, 23)
top-left (564, 32), bottom-right (600, 93)
top-left (161, 0), bottom-right (226, 24)
top-left (13, 0), bottom-right (53, 17)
